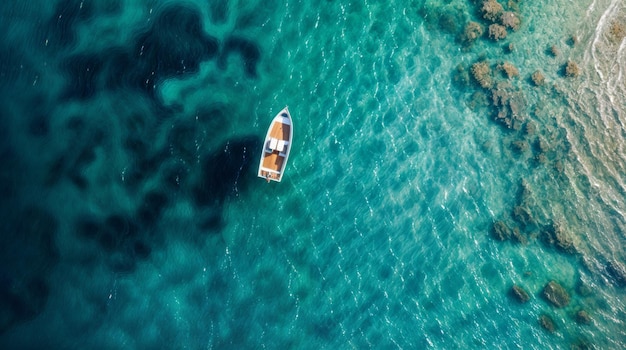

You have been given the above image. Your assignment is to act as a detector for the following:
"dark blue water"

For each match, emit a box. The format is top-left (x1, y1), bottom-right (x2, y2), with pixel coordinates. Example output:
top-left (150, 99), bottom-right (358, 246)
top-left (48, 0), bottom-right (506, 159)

top-left (1, 0), bottom-right (625, 348)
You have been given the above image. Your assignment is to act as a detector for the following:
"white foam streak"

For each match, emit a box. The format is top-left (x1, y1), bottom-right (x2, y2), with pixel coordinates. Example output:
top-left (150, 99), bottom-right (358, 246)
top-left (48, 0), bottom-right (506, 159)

top-left (563, 0), bottom-right (626, 261)
top-left (588, 0), bottom-right (626, 102)
top-left (575, 7), bottom-right (626, 179)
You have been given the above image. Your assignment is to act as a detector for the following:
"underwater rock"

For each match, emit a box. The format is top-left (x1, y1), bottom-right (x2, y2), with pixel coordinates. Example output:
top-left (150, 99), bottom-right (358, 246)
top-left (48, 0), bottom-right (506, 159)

top-left (488, 24), bottom-right (508, 41)
top-left (437, 10), bottom-right (465, 35)
top-left (542, 280), bottom-right (570, 308)
top-left (471, 61), bottom-right (493, 89)
top-left (554, 226), bottom-right (575, 252)
top-left (491, 220), bottom-right (511, 240)
top-left (511, 226), bottom-right (527, 244)
top-left (524, 121), bottom-right (536, 135)
top-left (511, 140), bottom-right (529, 153)
top-left (420, 3), bottom-right (468, 36)
top-left (498, 61), bottom-right (519, 79)
top-left (500, 11), bottom-right (521, 31)
top-left (539, 314), bottom-right (557, 332)
top-left (554, 160), bottom-right (565, 174)
top-left (574, 310), bottom-right (592, 324)
top-left (510, 284), bottom-right (530, 303)
top-left (462, 21), bottom-right (484, 45)
top-left (506, 42), bottom-right (515, 53)
top-left (565, 60), bottom-right (580, 78)
top-left (490, 219), bottom-right (526, 243)
top-left (517, 179), bottom-right (534, 207)
top-left (453, 64), bottom-right (471, 88)
top-left (490, 82), bottom-right (526, 130)
top-left (534, 153), bottom-right (548, 164)
top-left (531, 70), bottom-right (545, 86)
top-left (512, 204), bottom-right (534, 228)
top-left (549, 45), bottom-right (560, 57)
top-left (481, 0), bottom-right (504, 22)
top-left (468, 91), bottom-right (489, 111)
top-left (540, 222), bottom-right (576, 254)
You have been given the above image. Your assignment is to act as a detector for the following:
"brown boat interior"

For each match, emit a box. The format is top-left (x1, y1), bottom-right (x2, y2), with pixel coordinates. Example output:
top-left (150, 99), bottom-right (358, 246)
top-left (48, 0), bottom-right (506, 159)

top-left (259, 119), bottom-right (291, 181)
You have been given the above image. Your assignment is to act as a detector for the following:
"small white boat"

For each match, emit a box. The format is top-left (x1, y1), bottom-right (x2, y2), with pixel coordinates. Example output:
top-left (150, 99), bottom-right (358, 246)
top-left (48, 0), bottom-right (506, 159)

top-left (258, 106), bottom-right (293, 182)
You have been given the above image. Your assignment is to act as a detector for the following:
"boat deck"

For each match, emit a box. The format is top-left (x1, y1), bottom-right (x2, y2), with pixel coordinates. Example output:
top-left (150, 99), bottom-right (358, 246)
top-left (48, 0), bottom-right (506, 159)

top-left (259, 120), bottom-right (291, 181)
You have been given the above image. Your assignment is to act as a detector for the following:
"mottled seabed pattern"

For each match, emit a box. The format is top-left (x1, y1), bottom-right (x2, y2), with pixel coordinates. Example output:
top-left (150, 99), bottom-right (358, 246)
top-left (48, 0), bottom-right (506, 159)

top-left (0, 0), bottom-right (625, 349)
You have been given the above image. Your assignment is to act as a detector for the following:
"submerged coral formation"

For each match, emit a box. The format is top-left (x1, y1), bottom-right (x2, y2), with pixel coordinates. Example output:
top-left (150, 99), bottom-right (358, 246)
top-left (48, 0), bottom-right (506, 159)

top-left (565, 60), bottom-right (580, 77)
top-left (531, 70), bottom-right (545, 86)
top-left (462, 21), bottom-right (484, 45)
top-left (500, 11), bottom-right (521, 31)
top-left (549, 45), bottom-right (560, 57)
top-left (506, 42), bottom-right (515, 53)
top-left (575, 310), bottom-right (592, 324)
top-left (498, 61), bottom-right (519, 78)
top-left (491, 220), bottom-right (511, 240)
top-left (490, 219), bottom-right (526, 243)
top-left (512, 140), bottom-right (529, 154)
top-left (481, 0), bottom-right (504, 22)
top-left (471, 61), bottom-right (494, 89)
top-left (488, 24), bottom-right (508, 41)
top-left (542, 281), bottom-right (570, 308)
top-left (510, 285), bottom-right (531, 303)
top-left (539, 314), bottom-right (557, 332)
top-left (540, 222), bottom-right (576, 254)
top-left (490, 82), bottom-right (525, 130)
top-left (453, 64), bottom-right (471, 87)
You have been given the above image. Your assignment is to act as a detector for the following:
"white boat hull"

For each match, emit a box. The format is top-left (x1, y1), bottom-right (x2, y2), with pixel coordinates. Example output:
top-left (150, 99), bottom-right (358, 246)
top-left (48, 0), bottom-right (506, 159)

top-left (258, 107), bottom-right (292, 182)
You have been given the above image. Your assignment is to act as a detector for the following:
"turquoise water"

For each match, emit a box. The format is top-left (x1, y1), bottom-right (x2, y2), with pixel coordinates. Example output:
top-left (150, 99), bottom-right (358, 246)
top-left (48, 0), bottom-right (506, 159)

top-left (1, 0), bottom-right (625, 348)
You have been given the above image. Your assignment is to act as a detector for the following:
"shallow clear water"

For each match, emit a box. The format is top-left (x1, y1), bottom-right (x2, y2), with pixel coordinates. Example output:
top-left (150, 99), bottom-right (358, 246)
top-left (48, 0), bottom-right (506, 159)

top-left (0, 0), bottom-right (625, 348)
